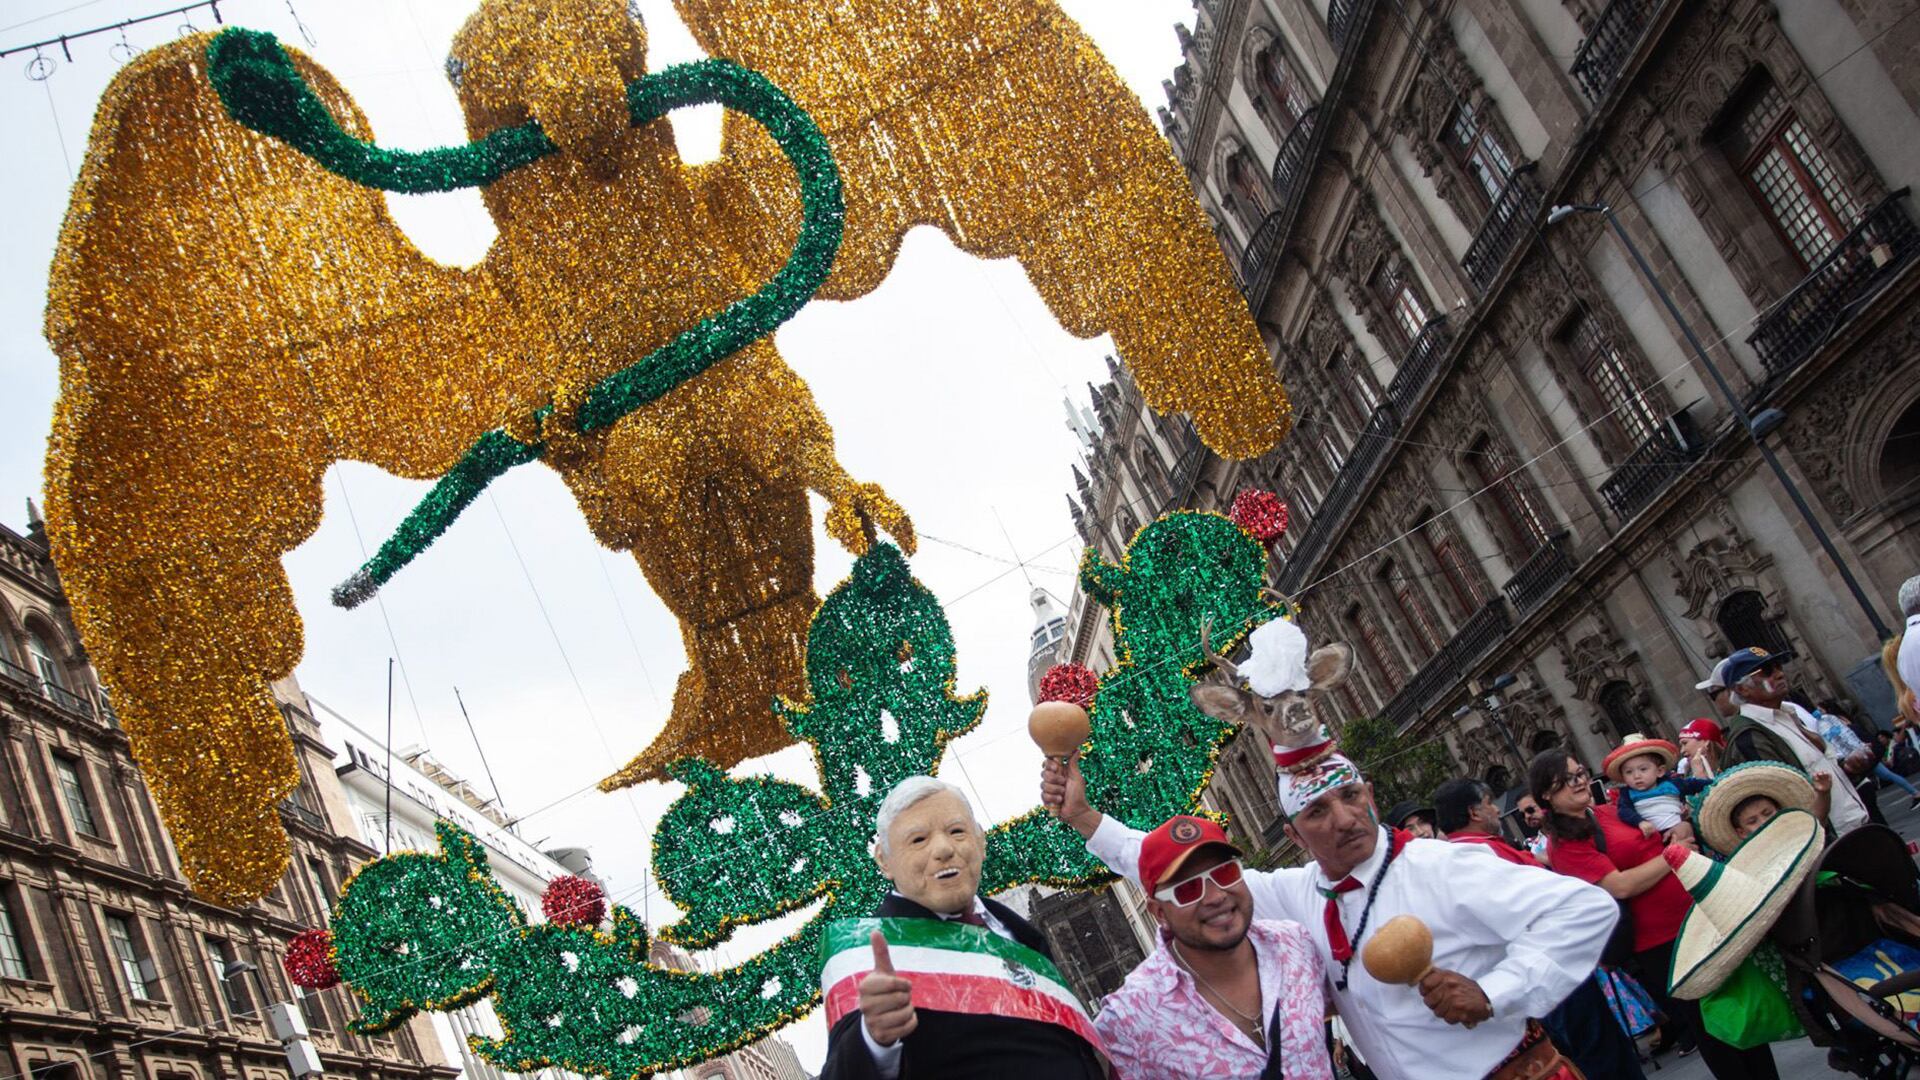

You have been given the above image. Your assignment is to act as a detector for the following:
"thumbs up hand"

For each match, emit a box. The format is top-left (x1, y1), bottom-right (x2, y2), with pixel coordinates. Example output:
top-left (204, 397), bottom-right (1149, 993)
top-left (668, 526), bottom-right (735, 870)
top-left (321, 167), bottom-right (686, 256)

top-left (859, 930), bottom-right (917, 1046)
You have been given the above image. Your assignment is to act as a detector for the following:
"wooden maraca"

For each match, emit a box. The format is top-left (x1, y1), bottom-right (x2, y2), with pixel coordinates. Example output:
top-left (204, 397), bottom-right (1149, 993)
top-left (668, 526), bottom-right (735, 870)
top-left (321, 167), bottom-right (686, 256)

top-left (1029, 700), bottom-right (1091, 763)
top-left (1361, 914), bottom-right (1435, 986)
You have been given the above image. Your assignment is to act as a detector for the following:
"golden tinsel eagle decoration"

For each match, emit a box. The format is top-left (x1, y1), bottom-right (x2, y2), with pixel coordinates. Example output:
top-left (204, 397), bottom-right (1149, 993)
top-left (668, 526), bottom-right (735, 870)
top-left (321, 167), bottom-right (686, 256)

top-left (42, 0), bottom-right (1291, 903)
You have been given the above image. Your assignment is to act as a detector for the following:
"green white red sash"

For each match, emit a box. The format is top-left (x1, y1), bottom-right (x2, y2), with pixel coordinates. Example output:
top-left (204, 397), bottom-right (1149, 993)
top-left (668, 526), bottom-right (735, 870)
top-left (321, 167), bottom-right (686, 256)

top-left (820, 917), bottom-right (1103, 1053)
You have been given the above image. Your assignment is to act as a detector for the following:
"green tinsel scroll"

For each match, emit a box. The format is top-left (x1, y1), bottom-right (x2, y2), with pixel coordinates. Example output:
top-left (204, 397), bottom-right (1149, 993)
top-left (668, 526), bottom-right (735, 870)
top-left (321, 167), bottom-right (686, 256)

top-left (326, 514), bottom-right (1282, 1075)
top-left (200, 30), bottom-right (847, 608)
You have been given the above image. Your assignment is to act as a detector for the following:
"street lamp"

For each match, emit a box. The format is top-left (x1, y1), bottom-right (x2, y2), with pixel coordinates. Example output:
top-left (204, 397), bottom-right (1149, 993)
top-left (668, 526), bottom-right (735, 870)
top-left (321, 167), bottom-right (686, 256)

top-left (1455, 672), bottom-right (1528, 773)
top-left (1545, 202), bottom-right (1892, 640)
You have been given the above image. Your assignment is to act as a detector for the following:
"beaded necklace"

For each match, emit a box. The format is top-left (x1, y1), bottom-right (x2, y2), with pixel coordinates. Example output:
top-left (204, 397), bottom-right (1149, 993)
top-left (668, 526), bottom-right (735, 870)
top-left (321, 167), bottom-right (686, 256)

top-left (1333, 828), bottom-right (1406, 992)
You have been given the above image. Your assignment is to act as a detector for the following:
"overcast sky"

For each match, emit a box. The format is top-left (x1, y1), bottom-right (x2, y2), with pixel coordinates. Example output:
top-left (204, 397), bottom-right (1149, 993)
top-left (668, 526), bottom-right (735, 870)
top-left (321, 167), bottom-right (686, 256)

top-left (0, 0), bottom-right (1192, 1068)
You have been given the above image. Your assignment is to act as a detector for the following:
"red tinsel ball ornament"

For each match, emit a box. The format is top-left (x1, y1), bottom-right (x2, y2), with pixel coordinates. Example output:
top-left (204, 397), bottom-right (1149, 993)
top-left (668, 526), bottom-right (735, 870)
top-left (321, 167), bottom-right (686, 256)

top-left (1038, 663), bottom-right (1099, 708)
top-left (1229, 489), bottom-right (1290, 545)
top-left (284, 928), bottom-right (341, 990)
top-left (542, 874), bottom-right (607, 927)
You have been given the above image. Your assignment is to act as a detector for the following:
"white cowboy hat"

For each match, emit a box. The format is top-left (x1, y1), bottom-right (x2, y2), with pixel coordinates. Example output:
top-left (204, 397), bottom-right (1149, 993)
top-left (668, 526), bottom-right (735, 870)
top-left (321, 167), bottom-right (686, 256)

top-left (1690, 761), bottom-right (1817, 857)
top-left (1668, 808), bottom-right (1824, 1000)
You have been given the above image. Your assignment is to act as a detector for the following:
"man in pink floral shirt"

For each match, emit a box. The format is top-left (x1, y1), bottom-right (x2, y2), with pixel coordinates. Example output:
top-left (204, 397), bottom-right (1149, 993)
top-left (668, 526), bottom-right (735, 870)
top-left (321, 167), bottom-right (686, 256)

top-left (1093, 815), bottom-right (1332, 1079)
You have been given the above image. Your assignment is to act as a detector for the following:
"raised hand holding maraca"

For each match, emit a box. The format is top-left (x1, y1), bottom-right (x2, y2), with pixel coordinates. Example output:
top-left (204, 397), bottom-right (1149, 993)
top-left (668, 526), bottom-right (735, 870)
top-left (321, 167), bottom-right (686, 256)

top-left (1362, 915), bottom-right (1492, 1027)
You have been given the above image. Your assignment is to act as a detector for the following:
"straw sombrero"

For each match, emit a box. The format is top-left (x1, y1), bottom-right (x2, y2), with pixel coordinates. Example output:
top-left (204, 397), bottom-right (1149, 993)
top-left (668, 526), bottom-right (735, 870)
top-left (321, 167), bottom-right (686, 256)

top-left (1689, 761), bottom-right (1818, 856)
top-left (1601, 733), bottom-right (1678, 783)
top-left (1668, 808), bottom-right (1824, 1000)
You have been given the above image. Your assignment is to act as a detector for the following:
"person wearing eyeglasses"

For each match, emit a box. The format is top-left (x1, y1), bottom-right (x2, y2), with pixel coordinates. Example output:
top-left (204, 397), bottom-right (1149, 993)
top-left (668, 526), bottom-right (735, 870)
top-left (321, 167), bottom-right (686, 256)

top-left (1090, 815), bottom-right (1332, 1079)
top-left (1042, 748), bottom-right (1614, 1080)
top-left (1526, 751), bottom-right (1780, 1080)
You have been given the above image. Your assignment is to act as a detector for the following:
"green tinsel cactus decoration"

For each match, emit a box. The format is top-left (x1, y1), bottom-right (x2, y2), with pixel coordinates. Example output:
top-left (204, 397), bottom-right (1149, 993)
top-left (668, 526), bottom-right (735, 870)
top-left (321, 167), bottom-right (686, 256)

top-left (325, 515), bottom-right (1283, 1076)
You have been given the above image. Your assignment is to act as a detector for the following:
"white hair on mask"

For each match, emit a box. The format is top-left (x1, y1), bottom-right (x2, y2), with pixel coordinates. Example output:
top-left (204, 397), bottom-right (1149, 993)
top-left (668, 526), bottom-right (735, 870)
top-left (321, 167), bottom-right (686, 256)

top-left (1238, 617), bottom-right (1311, 697)
top-left (872, 775), bottom-right (977, 856)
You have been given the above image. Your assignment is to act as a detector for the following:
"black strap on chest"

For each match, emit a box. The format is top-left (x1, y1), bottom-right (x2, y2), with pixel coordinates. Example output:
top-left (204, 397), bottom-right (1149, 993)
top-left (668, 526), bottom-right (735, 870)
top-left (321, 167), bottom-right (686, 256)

top-left (1259, 1005), bottom-right (1285, 1080)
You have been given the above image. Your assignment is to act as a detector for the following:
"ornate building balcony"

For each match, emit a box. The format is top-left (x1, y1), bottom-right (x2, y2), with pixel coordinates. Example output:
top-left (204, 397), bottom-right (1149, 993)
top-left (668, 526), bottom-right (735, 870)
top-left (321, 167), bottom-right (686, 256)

top-left (1240, 211), bottom-right (1288, 304)
top-left (1277, 406), bottom-right (1397, 594)
top-left (1462, 165), bottom-right (1543, 294)
top-left (1569, 0), bottom-right (1661, 102)
top-left (281, 797), bottom-right (330, 832)
top-left (1270, 107), bottom-right (1319, 209)
top-left (1386, 316), bottom-right (1453, 417)
top-left (0, 654), bottom-right (33, 690)
top-left (1597, 409), bottom-right (1701, 522)
top-left (1501, 531), bottom-right (1575, 616)
top-left (40, 680), bottom-right (94, 718)
top-left (1383, 599), bottom-right (1513, 734)
top-left (1748, 190), bottom-right (1918, 383)
top-left (1328, 0), bottom-right (1376, 49)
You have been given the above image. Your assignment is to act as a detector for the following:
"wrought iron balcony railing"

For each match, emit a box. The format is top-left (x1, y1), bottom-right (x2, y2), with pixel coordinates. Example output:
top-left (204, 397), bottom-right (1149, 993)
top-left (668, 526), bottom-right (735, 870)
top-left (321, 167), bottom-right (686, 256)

top-left (1386, 316), bottom-right (1453, 418)
top-left (1328, 0), bottom-right (1375, 49)
top-left (1270, 107), bottom-right (1319, 209)
top-left (1749, 190), bottom-right (1918, 382)
top-left (96, 690), bottom-right (120, 725)
top-left (1159, 426), bottom-right (1209, 515)
top-left (41, 681), bottom-right (95, 718)
top-left (1462, 165), bottom-right (1543, 294)
top-left (1240, 211), bottom-right (1288, 305)
top-left (1277, 406), bottom-right (1397, 594)
top-left (1383, 598), bottom-right (1513, 734)
top-left (1597, 410), bottom-right (1701, 522)
top-left (0, 654), bottom-right (34, 689)
top-left (1569, 0), bottom-right (1660, 101)
top-left (281, 798), bottom-right (329, 832)
top-left (1501, 531), bottom-right (1574, 616)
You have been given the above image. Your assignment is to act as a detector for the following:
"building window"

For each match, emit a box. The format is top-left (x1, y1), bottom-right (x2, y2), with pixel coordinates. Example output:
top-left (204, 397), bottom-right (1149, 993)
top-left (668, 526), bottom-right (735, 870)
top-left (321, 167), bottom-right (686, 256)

top-left (25, 631), bottom-right (64, 690)
top-left (1597, 681), bottom-right (1646, 744)
top-left (1345, 603), bottom-right (1406, 686)
top-left (1383, 560), bottom-right (1444, 654)
top-left (54, 756), bottom-right (100, 838)
top-left (1416, 510), bottom-right (1484, 617)
top-left (1564, 312), bottom-right (1661, 447)
top-left (207, 937), bottom-right (249, 1015)
top-left (0, 891), bottom-right (30, 979)
top-left (1715, 589), bottom-right (1793, 656)
top-left (1368, 261), bottom-right (1431, 351)
top-left (1256, 46), bottom-right (1311, 131)
top-left (1444, 103), bottom-right (1515, 211)
top-left (1721, 74), bottom-right (1862, 268)
top-left (1325, 345), bottom-right (1380, 440)
top-left (1222, 145), bottom-right (1275, 241)
top-left (106, 914), bottom-right (151, 1001)
top-left (1465, 435), bottom-right (1552, 553)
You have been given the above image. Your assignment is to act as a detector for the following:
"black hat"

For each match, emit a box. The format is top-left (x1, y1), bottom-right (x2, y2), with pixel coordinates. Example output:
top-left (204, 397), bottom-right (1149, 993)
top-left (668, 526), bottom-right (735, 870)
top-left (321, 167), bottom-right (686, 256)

top-left (1385, 800), bottom-right (1434, 829)
top-left (1720, 646), bottom-right (1795, 689)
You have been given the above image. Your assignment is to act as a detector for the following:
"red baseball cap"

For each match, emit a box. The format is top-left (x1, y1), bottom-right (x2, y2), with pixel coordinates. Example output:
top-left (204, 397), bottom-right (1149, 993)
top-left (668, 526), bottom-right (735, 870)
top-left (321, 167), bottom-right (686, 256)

top-left (1678, 717), bottom-right (1724, 745)
top-left (1139, 816), bottom-right (1240, 892)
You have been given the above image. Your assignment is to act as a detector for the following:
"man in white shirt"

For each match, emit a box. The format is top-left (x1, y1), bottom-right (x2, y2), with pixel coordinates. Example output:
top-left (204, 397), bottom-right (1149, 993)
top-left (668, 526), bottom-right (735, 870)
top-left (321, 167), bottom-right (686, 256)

top-left (1897, 575), bottom-right (1920, 699)
top-left (1720, 646), bottom-right (1871, 836)
top-left (1041, 751), bottom-right (1615, 1080)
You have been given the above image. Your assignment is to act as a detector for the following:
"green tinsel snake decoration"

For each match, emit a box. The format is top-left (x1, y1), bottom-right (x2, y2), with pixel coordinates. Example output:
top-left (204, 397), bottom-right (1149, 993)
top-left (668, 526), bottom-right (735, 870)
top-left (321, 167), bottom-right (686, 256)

top-left (200, 29), bottom-right (845, 608)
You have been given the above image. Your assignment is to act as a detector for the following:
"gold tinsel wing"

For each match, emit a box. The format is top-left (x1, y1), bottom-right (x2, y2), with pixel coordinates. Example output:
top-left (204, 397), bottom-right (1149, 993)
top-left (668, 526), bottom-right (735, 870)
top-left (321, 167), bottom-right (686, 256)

top-left (677, 0), bottom-right (1292, 461)
top-left (42, 36), bottom-right (539, 904)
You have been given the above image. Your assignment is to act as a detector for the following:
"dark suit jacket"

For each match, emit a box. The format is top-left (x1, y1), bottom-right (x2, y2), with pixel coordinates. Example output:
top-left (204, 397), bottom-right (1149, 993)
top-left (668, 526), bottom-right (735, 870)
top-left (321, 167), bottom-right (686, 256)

top-left (818, 893), bottom-right (1105, 1080)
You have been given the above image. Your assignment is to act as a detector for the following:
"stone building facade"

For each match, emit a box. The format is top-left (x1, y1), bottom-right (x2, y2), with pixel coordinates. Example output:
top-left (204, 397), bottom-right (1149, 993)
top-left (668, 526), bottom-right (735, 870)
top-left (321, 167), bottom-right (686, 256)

top-left (0, 509), bottom-right (454, 1080)
top-left (1066, 0), bottom-right (1920, 843)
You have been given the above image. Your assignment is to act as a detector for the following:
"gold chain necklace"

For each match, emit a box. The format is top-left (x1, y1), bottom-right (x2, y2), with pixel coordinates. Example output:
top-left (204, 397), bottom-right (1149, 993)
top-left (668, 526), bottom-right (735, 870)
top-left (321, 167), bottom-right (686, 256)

top-left (1172, 939), bottom-right (1265, 1047)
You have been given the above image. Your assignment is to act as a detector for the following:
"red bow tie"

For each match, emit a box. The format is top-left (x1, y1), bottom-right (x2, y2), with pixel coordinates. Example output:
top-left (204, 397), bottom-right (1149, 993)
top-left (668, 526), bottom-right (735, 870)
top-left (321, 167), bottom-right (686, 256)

top-left (1322, 877), bottom-right (1364, 963)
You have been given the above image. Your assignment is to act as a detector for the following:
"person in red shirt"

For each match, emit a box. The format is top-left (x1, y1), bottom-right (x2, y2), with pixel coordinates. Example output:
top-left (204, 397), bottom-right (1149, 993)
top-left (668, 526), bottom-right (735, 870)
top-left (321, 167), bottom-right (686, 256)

top-left (1432, 777), bottom-right (1644, 1080)
top-left (1527, 751), bottom-right (1780, 1080)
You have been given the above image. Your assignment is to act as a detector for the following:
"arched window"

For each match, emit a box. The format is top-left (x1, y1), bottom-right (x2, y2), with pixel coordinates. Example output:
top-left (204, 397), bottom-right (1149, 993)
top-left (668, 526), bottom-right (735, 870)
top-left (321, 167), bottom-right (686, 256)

top-left (1254, 45), bottom-right (1310, 131)
top-left (1134, 439), bottom-right (1171, 500)
top-left (25, 630), bottom-right (64, 690)
top-left (1877, 398), bottom-right (1920, 507)
top-left (1464, 434), bottom-right (1552, 554)
top-left (1715, 590), bottom-right (1792, 656)
top-left (1529, 729), bottom-right (1563, 755)
top-left (1597, 681), bottom-right (1645, 743)
top-left (1224, 146), bottom-right (1273, 232)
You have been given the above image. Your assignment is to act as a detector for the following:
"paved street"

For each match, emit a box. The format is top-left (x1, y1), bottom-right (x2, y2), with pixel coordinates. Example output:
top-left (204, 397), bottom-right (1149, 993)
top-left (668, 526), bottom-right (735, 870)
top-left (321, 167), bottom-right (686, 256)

top-left (1648, 779), bottom-right (1920, 1080)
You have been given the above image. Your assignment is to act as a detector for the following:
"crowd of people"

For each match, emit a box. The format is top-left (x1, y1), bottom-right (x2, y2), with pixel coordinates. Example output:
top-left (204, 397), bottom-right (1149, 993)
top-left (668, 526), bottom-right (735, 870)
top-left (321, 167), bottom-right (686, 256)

top-left (812, 577), bottom-right (1920, 1079)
